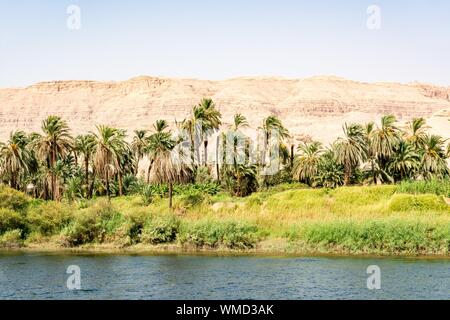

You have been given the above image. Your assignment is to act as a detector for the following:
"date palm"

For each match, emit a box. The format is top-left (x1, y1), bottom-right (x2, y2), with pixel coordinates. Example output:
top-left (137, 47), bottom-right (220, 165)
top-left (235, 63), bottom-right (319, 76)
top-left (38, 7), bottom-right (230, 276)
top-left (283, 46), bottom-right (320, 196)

top-left (75, 134), bottom-right (96, 197)
top-left (92, 126), bottom-right (127, 198)
top-left (404, 117), bottom-right (428, 150)
top-left (293, 141), bottom-right (324, 186)
top-left (145, 120), bottom-right (170, 183)
top-left (371, 115), bottom-right (400, 166)
top-left (421, 134), bottom-right (448, 178)
top-left (32, 116), bottom-right (73, 200)
top-left (131, 129), bottom-right (148, 175)
top-left (260, 115), bottom-right (290, 169)
top-left (198, 98), bottom-right (222, 166)
top-left (0, 131), bottom-right (31, 190)
top-left (388, 141), bottom-right (420, 181)
top-left (334, 123), bottom-right (366, 185)
top-left (147, 129), bottom-right (191, 208)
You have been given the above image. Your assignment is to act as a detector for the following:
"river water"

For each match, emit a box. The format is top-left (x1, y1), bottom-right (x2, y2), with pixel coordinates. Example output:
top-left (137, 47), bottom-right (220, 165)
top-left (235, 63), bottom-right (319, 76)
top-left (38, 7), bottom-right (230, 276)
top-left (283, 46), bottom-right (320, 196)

top-left (0, 252), bottom-right (448, 299)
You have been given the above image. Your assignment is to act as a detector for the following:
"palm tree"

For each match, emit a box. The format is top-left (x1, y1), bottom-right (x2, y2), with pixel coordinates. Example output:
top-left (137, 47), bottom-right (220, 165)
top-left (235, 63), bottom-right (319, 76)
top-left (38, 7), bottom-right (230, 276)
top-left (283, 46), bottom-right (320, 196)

top-left (198, 98), bottom-right (222, 166)
top-left (92, 126), bottom-right (127, 198)
top-left (334, 123), bottom-right (366, 185)
top-left (363, 121), bottom-right (378, 183)
top-left (315, 148), bottom-right (344, 188)
top-left (259, 115), bottom-right (290, 170)
top-left (131, 130), bottom-right (148, 175)
top-left (0, 131), bottom-right (31, 190)
top-left (32, 116), bottom-right (73, 200)
top-left (446, 142), bottom-right (450, 159)
top-left (404, 117), bottom-right (428, 150)
top-left (293, 141), bottom-right (324, 186)
top-left (421, 134), bottom-right (448, 178)
top-left (145, 120), bottom-right (170, 183)
top-left (75, 134), bottom-right (96, 196)
top-left (147, 129), bottom-right (191, 208)
top-left (388, 141), bottom-right (420, 181)
top-left (371, 115), bottom-right (400, 166)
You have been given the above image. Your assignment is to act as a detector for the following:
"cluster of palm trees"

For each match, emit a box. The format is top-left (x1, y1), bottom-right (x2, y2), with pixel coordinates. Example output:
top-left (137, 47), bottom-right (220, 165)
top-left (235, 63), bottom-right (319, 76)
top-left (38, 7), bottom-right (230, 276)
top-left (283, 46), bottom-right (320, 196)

top-left (294, 115), bottom-right (450, 187)
top-left (1, 98), bottom-right (449, 206)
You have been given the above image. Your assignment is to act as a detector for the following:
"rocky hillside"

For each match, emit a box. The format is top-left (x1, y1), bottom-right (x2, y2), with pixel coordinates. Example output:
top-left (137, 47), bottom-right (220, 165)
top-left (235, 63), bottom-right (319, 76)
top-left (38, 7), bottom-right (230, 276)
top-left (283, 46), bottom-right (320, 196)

top-left (0, 76), bottom-right (449, 143)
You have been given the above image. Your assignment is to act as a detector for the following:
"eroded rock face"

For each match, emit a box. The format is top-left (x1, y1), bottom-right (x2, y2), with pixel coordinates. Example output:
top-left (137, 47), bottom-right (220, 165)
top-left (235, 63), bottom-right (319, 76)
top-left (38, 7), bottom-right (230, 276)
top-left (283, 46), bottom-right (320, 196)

top-left (0, 75), bottom-right (449, 143)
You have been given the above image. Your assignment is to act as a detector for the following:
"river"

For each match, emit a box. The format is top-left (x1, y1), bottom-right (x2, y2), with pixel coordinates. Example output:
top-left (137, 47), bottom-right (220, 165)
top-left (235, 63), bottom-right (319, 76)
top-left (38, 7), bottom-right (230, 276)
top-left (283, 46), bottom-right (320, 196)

top-left (0, 252), bottom-right (448, 299)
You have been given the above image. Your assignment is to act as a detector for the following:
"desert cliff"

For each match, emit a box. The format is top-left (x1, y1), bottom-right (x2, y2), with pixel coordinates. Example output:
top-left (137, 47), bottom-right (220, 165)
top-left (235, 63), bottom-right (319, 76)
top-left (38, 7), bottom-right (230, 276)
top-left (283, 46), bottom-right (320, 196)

top-left (0, 75), bottom-right (449, 143)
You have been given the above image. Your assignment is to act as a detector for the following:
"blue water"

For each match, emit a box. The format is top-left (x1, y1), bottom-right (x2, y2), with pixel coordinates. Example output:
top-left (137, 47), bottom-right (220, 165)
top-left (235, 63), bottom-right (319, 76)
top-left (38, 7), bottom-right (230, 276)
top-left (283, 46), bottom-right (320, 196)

top-left (0, 253), bottom-right (448, 299)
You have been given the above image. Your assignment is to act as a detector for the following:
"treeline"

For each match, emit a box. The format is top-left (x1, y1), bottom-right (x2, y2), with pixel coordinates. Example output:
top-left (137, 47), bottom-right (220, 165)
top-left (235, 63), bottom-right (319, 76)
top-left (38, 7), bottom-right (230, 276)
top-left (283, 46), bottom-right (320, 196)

top-left (0, 98), bottom-right (449, 207)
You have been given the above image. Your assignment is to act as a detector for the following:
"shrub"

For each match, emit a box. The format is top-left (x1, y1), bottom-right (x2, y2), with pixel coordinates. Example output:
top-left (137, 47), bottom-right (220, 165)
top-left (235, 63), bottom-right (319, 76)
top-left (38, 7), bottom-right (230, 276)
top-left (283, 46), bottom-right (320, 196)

top-left (0, 186), bottom-right (30, 211)
top-left (0, 229), bottom-right (23, 247)
top-left (179, 221), bottom-right (259, 249)
top-left (0, 208), bottom-right (25, 234)
top-left (26, 202), bottom-right (73, 235)
top-left (302, 220), bottom-right (450, 254)
top-left (398, 179), bottom-right (450, 197)
top-left (139, 184), bottom-right (154, 205)
top-left (388, 194), bottom-right (449, 212)
top-left (178, 189), bottom-right (205, 208)
top-left (113, 214), bottom-right (146, 246)
top-left (61, 199), bottom-right (120, 246)
top-left (140, 215), bottom-right (180, 244)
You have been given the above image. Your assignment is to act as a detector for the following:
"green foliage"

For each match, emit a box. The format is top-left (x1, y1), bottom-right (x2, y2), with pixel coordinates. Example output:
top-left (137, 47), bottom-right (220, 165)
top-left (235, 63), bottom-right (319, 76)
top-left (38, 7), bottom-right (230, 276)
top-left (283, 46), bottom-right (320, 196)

top-left (61, 199), bottom-right (120, 246)
top-left (0, 229), bottom-right (23, 247)
top-left (141, 215), bottom-right (180, 244)
top-left (194, 166), bottom-right (214, 184)
top-left (179, 221), bottom-right (259, 249)
top-left (388, 194), bottom-right (449, 212)
top-left (139, 184), bottom-right (155, 205)
top-left (398, 179), bottom-right (450, 197)
top-left (302, 220), bottom-right (450, 254)
top-left (178, 189), bottom-right (206, 208)
top-left (0, 208), bottom-right (25, 234)
top-left (0, 185), bottom-right (30, 211)
top-left (26, 202), bottom-right (72, 235)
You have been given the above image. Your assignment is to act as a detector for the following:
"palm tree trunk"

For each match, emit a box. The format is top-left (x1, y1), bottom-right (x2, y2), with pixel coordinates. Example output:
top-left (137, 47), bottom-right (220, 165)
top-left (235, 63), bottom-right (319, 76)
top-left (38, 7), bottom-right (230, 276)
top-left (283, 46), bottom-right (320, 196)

top-left (51, 148), bottom-right (56, 200)
top-left (118, 172), bottom-right (123, 196)
top-left (89, 167), bottom-right (96, 199)
top-left (168, 182), bottom-right (173, 209)
top-left (215, 135), bottom-right (220, 182)
top-left (204, 140), bottom-right (208, 166)
top-left (290, 145), bottom-right (294, 169)
top-left (147, 159), bottom-right (154, 183)
top-left (85, 156), bottom-right (89, 195)
top-left (344, 163), bottom-right (351, 186)
top-left (135, 157), bottom-right (140, 176)
top-left (106, 170), bottom-right (110, 199)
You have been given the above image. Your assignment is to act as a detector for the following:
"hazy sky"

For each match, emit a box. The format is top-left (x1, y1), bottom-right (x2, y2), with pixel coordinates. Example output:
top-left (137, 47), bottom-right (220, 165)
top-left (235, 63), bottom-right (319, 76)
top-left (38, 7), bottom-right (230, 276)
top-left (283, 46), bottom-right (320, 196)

top-left (1, 0), bottom-right (450, 87)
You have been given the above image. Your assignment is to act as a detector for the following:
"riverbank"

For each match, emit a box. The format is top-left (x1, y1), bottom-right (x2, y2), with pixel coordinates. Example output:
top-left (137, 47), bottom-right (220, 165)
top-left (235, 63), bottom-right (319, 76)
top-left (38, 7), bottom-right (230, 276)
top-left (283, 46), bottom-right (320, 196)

top-left (1, 183), bottom-right (450, 257)
top-left (3, 240), bottom-right (450, 259)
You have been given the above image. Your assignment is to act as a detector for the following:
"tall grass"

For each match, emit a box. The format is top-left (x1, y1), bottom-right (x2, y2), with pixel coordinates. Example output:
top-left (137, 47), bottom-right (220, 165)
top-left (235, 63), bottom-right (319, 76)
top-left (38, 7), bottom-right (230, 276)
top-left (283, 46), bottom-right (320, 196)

top-left (398, 179), bottom-right (450, 197)
top-left (0, 184), bottom-right (449, 255)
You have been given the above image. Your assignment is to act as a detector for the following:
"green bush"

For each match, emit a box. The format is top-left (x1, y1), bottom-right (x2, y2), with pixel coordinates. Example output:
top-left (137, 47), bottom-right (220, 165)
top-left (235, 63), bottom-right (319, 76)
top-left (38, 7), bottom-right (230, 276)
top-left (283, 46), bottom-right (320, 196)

top-left (180, 221), bottom-right (259, 249)
top-left (61, 199), bottom-right (120, 246)
top-left (0, 208), bottom-right (25, 234)
top-left (388, 194), bottom-right (449, 212)
top-left (302, 220), bottom-right (450, 254)
top-left (26, 202), bottom-right (73, 235)
top-left (178, 189), bottom-right (205, 208)
top-left (140, 215), bottom-right (180, 244)
top-left (0, 186), bottom-right (30, 211)
top-left (398, 179), bottom-right (450, 197)
top-left (0, 229), bottom-right (23, 247)
top-left (139, 184), bottom-right (154, 205)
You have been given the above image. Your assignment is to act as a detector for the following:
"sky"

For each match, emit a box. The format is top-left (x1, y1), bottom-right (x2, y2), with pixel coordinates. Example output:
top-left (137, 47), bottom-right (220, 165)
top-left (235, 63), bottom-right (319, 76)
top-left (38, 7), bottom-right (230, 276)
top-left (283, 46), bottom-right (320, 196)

top-left (1, 0), bottom-right (450, 87)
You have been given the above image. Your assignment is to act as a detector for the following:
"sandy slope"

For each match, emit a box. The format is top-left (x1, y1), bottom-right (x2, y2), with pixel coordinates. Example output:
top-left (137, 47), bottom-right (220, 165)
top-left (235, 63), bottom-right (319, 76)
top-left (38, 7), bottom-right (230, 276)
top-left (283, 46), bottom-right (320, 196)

top-left (0, 75), bottom-right (449, 143)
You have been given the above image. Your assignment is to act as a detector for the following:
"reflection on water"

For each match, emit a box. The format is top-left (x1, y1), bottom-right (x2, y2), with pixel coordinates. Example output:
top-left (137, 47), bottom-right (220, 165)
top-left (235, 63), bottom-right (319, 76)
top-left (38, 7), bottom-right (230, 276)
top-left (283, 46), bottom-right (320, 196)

top-left (0, 253), bottom-right (448, 300)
